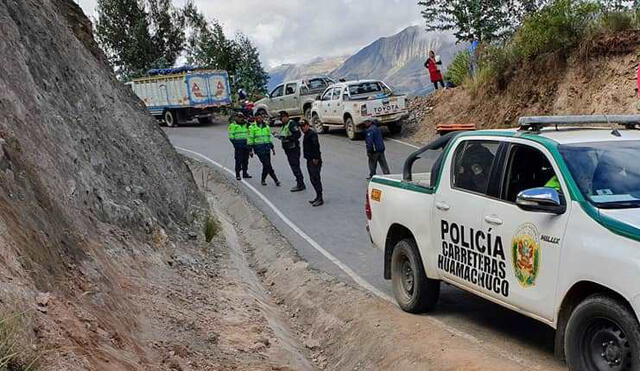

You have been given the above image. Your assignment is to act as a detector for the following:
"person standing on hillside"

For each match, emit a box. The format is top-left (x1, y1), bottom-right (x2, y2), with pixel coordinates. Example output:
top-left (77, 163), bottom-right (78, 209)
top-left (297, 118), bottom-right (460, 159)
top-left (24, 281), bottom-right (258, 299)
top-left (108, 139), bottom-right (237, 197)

top-left (300, 119), bottom-right (323, 207)
top-left (424, 50), bottom-right (444, 90)
top-left (228, 113), bottom-right (252, 180)
top-left (249, 115), bottom-right (280, 186)
top-left (277, 111), bottom-right (305, 192)
top-left (364, 119), bottom-right (390, 180)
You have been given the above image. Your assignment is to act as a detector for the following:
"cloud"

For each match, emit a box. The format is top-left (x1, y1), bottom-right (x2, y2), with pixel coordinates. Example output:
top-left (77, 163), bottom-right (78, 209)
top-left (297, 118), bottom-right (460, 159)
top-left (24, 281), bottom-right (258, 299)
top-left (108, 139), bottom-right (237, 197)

top-left (75, 0), bottom-right (423, 68)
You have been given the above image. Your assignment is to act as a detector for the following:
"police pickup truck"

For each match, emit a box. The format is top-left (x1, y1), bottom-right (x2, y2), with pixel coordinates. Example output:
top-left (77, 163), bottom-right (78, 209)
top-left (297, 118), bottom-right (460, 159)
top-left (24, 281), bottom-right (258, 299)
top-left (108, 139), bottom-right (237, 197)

top-left (311, 80), bottom-right (408, 140)
top-left (366, 116), bottom-right (640, 370)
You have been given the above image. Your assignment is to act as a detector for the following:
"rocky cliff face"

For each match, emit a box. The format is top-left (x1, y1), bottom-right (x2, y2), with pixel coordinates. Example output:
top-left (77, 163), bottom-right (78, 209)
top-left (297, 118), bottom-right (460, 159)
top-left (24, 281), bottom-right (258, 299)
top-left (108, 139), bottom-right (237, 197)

top-left (331, 26), bottom-right (463, 95)
top-left (0, 0), bottom-right (207, 367)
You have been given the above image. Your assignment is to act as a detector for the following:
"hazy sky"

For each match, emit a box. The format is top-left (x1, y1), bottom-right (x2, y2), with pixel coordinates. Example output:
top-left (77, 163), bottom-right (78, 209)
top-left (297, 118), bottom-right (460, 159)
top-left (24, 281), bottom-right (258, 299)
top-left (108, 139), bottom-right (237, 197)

top-left (76, 0), bottom-right (423, 68)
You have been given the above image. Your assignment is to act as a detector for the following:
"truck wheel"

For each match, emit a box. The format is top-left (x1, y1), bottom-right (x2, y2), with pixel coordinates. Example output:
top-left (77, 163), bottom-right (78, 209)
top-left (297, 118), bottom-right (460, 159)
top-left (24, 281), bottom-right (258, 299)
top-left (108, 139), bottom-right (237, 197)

top-left (198, 117), bottom-right (211, 125)
top-left (565, 294), bottom-right (640, 371)
top-left (312, 113), bottom-right (328, 134)
top-left (389, 122), bottom-right (402, 135)
top-left (391, 239), bottom-right (440, 313)
top-left (164, 110), bottom-right (177, 127)
top-left (345, 117), bottom-right (361, 140)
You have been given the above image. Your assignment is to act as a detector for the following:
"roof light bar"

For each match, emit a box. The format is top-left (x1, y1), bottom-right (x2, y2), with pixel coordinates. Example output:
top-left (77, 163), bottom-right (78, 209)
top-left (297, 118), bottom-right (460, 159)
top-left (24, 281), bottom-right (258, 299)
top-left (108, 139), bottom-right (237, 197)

top-left (519, 115), bottom-right (640, 131)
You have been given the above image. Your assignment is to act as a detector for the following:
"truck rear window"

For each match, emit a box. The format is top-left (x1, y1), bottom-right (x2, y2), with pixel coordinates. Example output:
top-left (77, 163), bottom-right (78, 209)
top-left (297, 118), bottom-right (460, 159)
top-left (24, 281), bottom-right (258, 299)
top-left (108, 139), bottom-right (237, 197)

top-left (348, 82), bottom-right (383, 96)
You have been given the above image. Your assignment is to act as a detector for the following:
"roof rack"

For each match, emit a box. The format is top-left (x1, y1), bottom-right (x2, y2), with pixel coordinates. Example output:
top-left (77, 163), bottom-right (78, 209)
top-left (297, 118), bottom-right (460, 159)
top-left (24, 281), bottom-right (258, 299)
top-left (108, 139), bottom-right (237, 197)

top-left (518, 115), bottom-right (640, 131)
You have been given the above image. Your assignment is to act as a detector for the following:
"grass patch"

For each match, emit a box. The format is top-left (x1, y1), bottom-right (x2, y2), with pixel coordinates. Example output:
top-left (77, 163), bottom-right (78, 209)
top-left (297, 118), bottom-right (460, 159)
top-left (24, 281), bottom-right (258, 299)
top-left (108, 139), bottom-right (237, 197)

top-left (444, 50), bottom-right (471, 86)
top-left (0, 312), bottom-right (38, 370)
top-left (204, 214), bottom-right (220, 243)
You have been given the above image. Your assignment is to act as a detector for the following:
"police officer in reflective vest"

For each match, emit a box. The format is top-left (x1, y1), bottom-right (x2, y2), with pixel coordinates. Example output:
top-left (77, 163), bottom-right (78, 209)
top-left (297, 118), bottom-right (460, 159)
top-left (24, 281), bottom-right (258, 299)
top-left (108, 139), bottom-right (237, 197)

top-left (227, 113), bottom-right (252, 180)
top-left (277, 111), bottom-right (305, 192)
top-left (249, 115), bottom-right (280, 186)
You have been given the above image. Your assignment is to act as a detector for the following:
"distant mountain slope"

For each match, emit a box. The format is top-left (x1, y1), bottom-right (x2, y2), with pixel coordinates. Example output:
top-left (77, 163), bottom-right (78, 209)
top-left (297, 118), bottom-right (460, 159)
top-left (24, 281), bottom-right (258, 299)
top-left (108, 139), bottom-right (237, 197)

top-left (267, 56), bottom-right (347, 91)
top-left (267, 26), bottom-right (465, 96)
top-left (331, 26), bottom-right (464, 95)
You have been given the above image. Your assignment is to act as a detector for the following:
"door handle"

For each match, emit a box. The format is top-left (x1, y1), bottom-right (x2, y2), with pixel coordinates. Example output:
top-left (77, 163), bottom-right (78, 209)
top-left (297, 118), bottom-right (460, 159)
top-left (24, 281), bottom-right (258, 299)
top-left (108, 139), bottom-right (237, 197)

top-left (484, 215), bottom-right (503, 225)
top-left (435, 202), bottom-right (450, 211)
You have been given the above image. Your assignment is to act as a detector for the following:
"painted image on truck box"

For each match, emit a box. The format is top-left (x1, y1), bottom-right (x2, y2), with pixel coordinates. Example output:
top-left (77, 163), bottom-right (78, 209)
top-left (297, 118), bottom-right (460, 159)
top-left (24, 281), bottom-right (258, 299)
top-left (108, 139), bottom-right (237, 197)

top-left (437, 220), bottom-right (510, 298)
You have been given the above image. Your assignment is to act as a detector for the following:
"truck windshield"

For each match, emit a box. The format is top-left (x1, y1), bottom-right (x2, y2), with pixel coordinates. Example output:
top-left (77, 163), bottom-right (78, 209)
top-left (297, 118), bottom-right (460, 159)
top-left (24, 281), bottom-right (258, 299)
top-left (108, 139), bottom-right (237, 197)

top-left (559, 140), bottom-right (640, 209)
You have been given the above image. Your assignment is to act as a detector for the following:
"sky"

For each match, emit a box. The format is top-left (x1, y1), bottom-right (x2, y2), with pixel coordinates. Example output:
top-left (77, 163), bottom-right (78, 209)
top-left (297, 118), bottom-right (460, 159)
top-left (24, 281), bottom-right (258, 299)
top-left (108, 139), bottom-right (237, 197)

top-left (75, 0), bottom-right (423, 68)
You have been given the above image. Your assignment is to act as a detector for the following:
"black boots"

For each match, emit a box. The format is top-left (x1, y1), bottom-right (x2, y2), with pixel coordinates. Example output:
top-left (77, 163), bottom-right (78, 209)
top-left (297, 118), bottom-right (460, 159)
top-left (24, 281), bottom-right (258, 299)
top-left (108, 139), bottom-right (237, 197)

top-left (290, 184), bottom-right (306, 192)
top-left (308, 196), bottom-right (323, 207)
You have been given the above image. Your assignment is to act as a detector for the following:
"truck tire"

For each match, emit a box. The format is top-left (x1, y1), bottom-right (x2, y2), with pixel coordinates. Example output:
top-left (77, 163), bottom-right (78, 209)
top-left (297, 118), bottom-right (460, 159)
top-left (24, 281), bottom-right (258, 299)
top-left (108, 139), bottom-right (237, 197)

top-left (391, 239), bottom-right (440, 313)
top-left (312, 113), bottom-right (328, 134)
top-left (345, 117), bottom-right (362, 140)
top-left (198, 117), bottom-right (211, 125)
top-left (388, 122), bottom-right (402, 135)
top-left (164, 110), bottom-right (177, 127)
top-left (565, 294), bottom-right (640, 371)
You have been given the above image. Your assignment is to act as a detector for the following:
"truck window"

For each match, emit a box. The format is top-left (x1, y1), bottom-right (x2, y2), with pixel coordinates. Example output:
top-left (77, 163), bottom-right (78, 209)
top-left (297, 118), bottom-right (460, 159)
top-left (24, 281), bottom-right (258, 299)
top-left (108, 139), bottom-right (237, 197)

top-left (285, 83), bottom-right (297, 95)
top-left (271, 85), bottom-right (284, 98)
top-left (502, 144), bottom-right (557, 202)
top-left (332, 87), bottom-right (342, 100)
top-left (451, 140), bottom-right (500, 195)
top-left (320, 89), bottom-right (332, 101)
top-left (308, 78), bottom-right (327, 90)
top-left (348, 82), bottom-right (382, 97)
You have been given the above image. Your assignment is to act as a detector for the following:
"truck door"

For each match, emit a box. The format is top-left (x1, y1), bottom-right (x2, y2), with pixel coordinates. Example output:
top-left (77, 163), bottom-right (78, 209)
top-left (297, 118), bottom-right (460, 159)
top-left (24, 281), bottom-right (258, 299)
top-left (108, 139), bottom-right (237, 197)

top-left (283, 82), bottom-right (298, 115)
top-left (268, 85), bottom-right (284, 114)
top-left (329, 87), bottom-right (343, 122)
top-left (479, 141), bottom-right (569, 321)
top-left (318, 88), bottom-right (333, 123)
top-left (431, 139), bottom-right (505, 294)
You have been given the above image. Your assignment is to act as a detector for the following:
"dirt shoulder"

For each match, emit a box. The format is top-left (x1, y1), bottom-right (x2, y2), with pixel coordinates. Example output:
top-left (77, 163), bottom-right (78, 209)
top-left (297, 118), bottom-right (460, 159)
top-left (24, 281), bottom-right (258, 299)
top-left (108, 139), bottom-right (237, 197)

top-left (192, 160), bottom-right (530, 370)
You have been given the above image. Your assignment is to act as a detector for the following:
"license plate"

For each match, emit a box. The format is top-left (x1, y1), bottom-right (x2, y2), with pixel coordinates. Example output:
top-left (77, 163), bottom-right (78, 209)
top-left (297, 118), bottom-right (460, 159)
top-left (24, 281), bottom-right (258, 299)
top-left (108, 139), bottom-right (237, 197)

top-left (373, 104), bottom-right (400, 116)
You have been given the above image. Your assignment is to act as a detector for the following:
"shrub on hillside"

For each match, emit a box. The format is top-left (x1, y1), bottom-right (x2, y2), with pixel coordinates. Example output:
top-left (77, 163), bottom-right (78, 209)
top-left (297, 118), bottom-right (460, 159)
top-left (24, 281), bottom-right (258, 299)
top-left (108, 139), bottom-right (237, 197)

top-left (599, 10), bottom-right (636, 32)
top-left (444, 50), bottom-right (471, 86)
top-left (513, 0), bottom-right (601, 59)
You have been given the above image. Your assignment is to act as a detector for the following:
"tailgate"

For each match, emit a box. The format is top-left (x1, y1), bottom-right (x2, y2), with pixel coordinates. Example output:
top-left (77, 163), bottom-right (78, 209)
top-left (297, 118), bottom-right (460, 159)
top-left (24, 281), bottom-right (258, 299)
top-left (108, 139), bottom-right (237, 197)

top-left (367, 96), bottom-right (406, 117)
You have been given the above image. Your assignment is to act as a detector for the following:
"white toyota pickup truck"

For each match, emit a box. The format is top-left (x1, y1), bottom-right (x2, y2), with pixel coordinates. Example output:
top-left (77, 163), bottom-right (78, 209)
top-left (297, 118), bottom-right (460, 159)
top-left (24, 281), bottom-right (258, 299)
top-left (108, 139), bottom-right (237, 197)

top-left (366, 115), bottom-right (640, 370)
top-left (310, 80), bottom-right (408, 140)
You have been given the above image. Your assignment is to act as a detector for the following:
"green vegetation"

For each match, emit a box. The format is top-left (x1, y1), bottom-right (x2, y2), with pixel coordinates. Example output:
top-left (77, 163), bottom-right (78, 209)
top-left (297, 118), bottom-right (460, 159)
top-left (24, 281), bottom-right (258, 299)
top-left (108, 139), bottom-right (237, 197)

top-left (444, 50), bottom-right (471, 86)
top-left (426, 0), bottom-right (640, 91)
top-left (0, 312), bottom-right (38, 371)
top-left (95, 0), bottom-right (269, 96)
top-left (204, 214), bottom-right (220, 243)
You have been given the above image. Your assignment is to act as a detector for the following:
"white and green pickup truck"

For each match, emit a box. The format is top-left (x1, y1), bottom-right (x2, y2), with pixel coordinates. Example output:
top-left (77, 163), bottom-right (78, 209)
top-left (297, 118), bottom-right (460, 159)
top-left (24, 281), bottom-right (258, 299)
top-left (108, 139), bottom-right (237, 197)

top-left (366, 116), bottom-right (640, 370)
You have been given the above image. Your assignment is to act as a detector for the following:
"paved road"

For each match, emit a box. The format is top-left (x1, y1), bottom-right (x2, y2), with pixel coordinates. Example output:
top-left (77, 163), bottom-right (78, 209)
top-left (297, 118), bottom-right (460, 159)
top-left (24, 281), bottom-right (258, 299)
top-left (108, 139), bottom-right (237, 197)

top-left (166, 122), bottom-right (564, 369)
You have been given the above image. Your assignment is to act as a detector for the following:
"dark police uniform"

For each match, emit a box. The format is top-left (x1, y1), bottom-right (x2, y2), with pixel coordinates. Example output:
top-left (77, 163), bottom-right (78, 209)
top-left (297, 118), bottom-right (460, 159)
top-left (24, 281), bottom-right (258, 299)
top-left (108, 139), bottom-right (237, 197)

top-left (279, 119), bottom-right (305, 191)
top-left (303, 128), bottom-right (323, 205)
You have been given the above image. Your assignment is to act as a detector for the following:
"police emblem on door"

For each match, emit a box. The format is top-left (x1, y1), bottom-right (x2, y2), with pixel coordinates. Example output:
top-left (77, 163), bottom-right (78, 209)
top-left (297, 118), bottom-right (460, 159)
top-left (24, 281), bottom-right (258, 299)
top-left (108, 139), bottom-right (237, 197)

top-left (512, 223), bottom-right (541, 288)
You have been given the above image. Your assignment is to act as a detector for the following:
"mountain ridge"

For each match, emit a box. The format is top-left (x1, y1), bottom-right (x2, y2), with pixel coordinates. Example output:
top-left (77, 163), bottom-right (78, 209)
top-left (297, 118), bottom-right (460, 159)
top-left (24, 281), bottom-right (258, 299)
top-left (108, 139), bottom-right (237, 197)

top-left (268, 26), bottom-right (465, 95)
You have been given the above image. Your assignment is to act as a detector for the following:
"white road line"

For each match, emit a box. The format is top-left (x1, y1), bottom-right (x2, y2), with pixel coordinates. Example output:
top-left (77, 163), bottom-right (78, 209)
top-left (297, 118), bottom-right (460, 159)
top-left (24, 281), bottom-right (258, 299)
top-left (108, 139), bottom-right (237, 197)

top-left (176, 145), bottom-right (532, 367)
top-left (176, 146), bottom-right (391, 302)
top-left (388, 138), bottom-right (420, 149)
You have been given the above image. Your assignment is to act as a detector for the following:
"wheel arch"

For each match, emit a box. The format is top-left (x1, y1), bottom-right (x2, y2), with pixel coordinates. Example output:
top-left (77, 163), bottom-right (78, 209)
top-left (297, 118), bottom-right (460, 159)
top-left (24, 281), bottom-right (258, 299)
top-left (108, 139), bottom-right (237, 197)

top-left (343, 112), bottom-right (352, 123)
top-left (303, 102), bottom-right (313, 112)
top-left (554, 280), bottom-right (637, 361)
top-left (384, 223), bottom-right (418, 280)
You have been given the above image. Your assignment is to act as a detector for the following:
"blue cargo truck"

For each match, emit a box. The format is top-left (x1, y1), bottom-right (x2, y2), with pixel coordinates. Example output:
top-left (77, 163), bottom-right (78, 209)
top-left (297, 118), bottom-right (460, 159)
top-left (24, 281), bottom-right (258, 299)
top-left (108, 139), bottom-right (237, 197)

top-left (128, 67), bottom-right (232, 126)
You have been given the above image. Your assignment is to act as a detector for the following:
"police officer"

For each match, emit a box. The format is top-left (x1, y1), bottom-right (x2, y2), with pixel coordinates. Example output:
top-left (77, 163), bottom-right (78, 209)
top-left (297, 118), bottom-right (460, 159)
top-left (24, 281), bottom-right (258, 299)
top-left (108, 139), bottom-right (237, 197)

top-left (250, 115), bottom-right (280, 186)
top-left (300, 119), bottom-right (323, 207)
top-left (227, 113), bottom-right (252, 180)
top-left (277, 111), bottom-right (305, 192)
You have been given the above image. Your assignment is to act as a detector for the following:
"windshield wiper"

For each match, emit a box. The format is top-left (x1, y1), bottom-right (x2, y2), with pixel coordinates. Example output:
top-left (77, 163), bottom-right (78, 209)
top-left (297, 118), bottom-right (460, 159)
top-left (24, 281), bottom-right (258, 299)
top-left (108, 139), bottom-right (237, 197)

top-left (595, 201), bottom-right (640, 209)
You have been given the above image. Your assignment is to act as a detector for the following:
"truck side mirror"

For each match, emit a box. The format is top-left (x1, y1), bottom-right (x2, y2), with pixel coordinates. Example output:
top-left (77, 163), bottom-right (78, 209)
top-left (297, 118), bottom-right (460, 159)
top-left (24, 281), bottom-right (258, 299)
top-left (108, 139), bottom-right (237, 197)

top-left (516, 187), bottom-right (566, 215)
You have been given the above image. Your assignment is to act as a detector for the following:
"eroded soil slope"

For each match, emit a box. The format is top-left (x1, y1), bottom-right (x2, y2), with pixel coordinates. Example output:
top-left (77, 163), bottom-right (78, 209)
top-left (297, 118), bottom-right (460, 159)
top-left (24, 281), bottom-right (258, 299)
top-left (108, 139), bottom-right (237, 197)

top-left (0, 0), bottom-right (208, 367)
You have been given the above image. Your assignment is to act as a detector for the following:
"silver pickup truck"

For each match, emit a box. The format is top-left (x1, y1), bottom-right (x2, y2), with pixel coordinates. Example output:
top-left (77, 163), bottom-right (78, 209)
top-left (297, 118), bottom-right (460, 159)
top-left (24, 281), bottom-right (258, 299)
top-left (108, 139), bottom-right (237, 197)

top-left (253, 77), bottom-right (335, 122)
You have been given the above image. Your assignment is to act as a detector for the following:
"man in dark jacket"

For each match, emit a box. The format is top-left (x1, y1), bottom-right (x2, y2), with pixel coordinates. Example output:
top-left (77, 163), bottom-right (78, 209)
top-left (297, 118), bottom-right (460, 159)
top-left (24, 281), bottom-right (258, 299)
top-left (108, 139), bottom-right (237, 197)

top-left (364, 119), bottom-right (390, 179)
top-left (277, 111), bottom-right (305, 192)
top-left (300, 119), bottom-right (323, 207)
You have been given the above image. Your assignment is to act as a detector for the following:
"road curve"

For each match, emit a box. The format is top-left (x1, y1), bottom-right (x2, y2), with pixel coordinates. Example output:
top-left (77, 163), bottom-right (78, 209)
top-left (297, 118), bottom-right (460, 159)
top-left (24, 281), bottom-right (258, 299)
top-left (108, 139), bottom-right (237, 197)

top-left (165, 122), bottom-right (565, 370)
